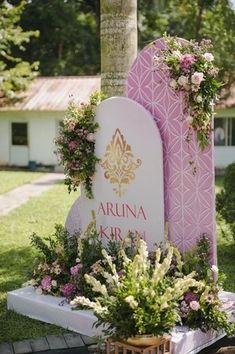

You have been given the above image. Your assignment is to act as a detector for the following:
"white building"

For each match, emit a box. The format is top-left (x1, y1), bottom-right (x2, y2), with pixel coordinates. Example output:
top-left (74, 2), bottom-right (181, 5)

top-left (214, 86), bottom-right (235, 169)
top-left (0, 76), bottom-right (234, 169)
top-left (0, 76), bottom-right (100, 168)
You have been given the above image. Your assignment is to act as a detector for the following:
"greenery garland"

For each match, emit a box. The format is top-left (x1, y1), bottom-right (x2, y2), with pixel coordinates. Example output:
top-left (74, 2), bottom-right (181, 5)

top-left (154, 34), bottom-right (221, 150)
top-left (55, 91), bottom-right (106, 198)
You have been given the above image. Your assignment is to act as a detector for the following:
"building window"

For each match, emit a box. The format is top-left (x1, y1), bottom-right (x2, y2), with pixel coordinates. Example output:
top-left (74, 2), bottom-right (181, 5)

top-left (12, 123), bottom-right (28, 146)
top-left (214, 117), bottom-right (235, 146)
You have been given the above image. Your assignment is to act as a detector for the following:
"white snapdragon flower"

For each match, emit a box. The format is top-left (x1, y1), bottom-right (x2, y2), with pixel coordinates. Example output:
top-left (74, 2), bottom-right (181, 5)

top-left (103, 271), bottom-right (119, 286)
top-left (153, 246), bottom-right (173, 284)
top-left (203, 53), bottom-right (214, 62)
top-left (85, 274), bottom-right (108, 296)
top-left (120, 249), bottom-right (131, 266)
top-left (125, 295), bottom-right (138, 309)
top-left (71, 296), bottom-right (108, 315)
top-left (101, 249), bottom-right (118, 277)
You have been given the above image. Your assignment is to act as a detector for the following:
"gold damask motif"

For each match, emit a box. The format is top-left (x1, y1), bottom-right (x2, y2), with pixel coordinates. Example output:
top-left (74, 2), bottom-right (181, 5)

top-left (100, 128), bottom-right (142, 197)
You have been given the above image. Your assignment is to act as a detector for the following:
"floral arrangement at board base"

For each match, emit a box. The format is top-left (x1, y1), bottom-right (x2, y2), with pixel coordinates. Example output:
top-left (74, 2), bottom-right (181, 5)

top-left (71, 234), bottom-right (235, 341)
top-left (24, 214), bottom-right (140, 302)
top-left (55, 91), bottom-right (106, 198)
top-left (24, 217), bottom-right (235, 340)
top-left (154, 34), bottom-right (221, 160)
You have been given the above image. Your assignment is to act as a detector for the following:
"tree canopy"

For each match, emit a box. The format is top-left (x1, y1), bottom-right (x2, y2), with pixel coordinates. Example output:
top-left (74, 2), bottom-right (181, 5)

top-left (0, 1), bottom-right (39, 104)
top-left (17, 0), bottom-right (100, 76)
top-left (2, 0), bottom-right (235, 98)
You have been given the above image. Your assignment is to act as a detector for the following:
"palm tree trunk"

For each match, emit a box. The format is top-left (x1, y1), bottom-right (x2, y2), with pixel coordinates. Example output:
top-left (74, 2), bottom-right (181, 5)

top-left (100, 0), bottom-right (137, 97)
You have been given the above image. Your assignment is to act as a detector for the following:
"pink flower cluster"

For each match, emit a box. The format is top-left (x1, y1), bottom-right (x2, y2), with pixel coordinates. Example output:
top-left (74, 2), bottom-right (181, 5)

top-left (180, 54), bottom-right (196, 72)
top-left (41, 275), bottom-right (52, 291)
top-left (60, 283), bottom-right (76, 298)
top-left (70, 263), bottom-right (83, 276)
top-left (68, 140), bottom-right (79, 151)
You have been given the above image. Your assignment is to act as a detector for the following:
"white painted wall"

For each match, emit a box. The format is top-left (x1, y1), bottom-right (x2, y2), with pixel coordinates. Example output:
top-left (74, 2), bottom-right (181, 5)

top-left (215, 146), bottom-right (235, 168)
top-left (29, 115), bottom-right (58, 165)
top-left (0, 119), bottom-right (10, 164)
top-left (0, 111), bottom-right (63, 166)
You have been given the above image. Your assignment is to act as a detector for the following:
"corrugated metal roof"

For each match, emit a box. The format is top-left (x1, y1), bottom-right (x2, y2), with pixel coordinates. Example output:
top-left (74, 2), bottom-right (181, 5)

top-left (0, 76), bottom-right (101, 111)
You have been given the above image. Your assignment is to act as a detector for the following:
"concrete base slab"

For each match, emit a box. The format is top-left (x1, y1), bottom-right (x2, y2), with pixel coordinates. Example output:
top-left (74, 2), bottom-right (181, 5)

top-left (7, 287), bottom-right (235, 354)
top-left (7, 287), bottom-right (101, 337)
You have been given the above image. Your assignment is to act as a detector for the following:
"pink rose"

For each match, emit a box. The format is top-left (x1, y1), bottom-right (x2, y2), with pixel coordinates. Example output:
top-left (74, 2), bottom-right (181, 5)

top-left (190, 300), bottom-right (200, 311)
top-left (70, 263), bottom-right (83, 276)
top-left (191, 72), bottom-right (204, 85)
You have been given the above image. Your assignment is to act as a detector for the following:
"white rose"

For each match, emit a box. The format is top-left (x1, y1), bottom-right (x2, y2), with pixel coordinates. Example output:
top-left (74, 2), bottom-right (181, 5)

top-left (178, 75), bottom-right (189, 87)
top-left (35, 286), bottom-right (43, 295)
top-left (196, 95), bottom-right (202, 103)
top-left (169, 79), bottom-right (177, 89)
top-left (203, 52), bottom-right (214, 62)
top-left (51, 280), bottom-right (57, 287)
top-left (211, 265), bottom-right (219, 273)
top-left (86, 133), bottom-right (95, 143)
top-left (191, 72), bottom-right (204, 85)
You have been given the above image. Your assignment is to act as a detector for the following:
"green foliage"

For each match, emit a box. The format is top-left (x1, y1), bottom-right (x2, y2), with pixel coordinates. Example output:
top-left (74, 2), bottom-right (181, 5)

top-left (30, 224), bottom-right (78, 266)
top-left (0, 1), bottom-right (39, 104)
top-left (29, 224), bottom-right (79, 298)
top-left (18, 0), bottom-right (100, 76)
top-left (77, 214), bottom-right (103, 298)
top-left (216, 163), bottom-right (235, 239)
top-left (183, 234), bottom-right (211, 281)
top-left (55, 91), bottom-right (106, 198)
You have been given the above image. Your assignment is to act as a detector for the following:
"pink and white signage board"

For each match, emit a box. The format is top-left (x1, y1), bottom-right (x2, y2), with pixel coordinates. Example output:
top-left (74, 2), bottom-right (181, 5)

top-left (71, 97), bottom-right (165, 249)
top-left (126, 38), bottom-right (216, 263)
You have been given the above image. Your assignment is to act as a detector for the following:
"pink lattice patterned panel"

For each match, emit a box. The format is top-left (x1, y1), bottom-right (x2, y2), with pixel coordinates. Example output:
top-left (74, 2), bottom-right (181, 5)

top-left (126, 38), bottom-right (216, 263)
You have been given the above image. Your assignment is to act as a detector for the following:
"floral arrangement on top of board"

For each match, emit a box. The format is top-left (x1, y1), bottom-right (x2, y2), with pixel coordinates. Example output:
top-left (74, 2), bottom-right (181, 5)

top-left (55, 92), bottom-right (106, 198)
top-left (154, 34), bottom-right (221, 151)
top-left (25, 219), bottom-right (235, 338)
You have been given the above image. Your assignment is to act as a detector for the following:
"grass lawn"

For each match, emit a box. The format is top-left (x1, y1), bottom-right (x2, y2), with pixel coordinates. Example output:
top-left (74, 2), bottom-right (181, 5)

top-left (0, 175), bottom-right (234, 343)
top-left (0, 171), bottom-right (45, 194)
top-left (0, 182), bottom-right (78, 343)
